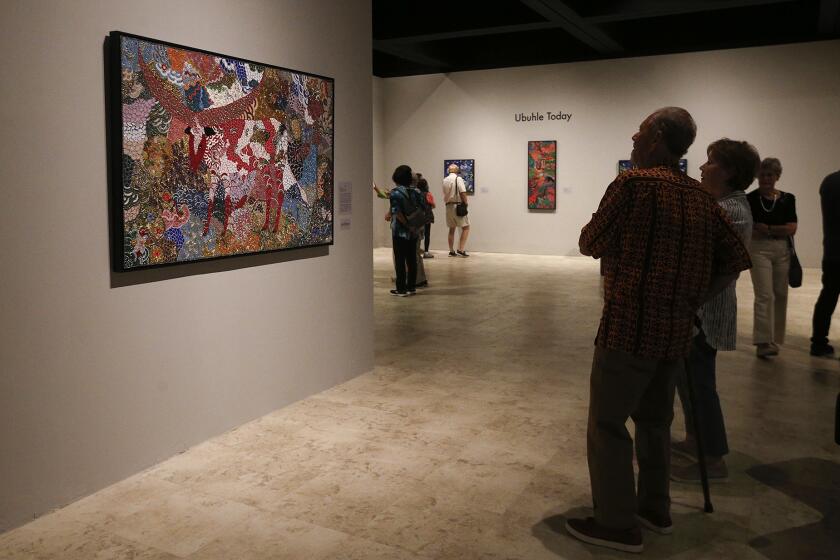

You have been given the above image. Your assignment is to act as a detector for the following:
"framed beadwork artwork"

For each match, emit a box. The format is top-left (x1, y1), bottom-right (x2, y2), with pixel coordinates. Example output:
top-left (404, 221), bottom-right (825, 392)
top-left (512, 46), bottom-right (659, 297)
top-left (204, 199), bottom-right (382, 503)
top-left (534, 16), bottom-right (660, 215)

top-left (108, 31), bottom-right (334, 271)
top-left (528, 140), bottom-right (556, 210)
top-left (618, 159), bottom-right (687, 174)
top-left (443, 159), bottom-right (475, 195)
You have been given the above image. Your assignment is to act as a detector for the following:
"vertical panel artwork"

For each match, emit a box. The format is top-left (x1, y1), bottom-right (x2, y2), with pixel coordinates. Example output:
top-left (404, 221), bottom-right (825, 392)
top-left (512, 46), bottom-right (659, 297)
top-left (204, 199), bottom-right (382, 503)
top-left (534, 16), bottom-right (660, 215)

top-left (109, 32), bottom-right (335, 271)
top-left (528, 141), bottom-right (556, 210)
top-left (443, 159), bottom-right (475, 195)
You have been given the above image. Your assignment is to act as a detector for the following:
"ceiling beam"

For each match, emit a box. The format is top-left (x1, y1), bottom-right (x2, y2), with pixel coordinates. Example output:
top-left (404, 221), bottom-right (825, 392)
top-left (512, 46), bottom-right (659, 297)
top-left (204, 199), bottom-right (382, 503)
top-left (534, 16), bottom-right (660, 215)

top-left (372, 41), bottom-right (450, 70)
top-left (819, 0), bottom-right (840, 34)
top-left (377, 21), bottom-right (561, 45)
top-left (520, 0), bottom-right (624, 54)
top-left (585, 0), bottom-right (796, 24)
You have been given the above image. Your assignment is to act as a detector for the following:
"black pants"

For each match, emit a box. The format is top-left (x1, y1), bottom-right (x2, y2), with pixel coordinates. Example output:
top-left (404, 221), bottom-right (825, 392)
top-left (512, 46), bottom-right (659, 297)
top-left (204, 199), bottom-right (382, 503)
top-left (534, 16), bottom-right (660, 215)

top-left (392, 236), bottom-right (417, 293)
top-left (676, 332), bottom-right (729, 457)
top-left (424, 223), bottom-right (432, 253)
top-left (812, 260), bottom-right (840, 346)
top-left (587, 347), bottom-right (679, 529)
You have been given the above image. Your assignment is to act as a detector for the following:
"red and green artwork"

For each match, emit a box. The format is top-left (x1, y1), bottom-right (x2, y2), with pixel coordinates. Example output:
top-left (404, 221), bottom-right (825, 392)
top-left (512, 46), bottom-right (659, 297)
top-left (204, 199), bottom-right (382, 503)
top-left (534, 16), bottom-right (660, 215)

top-left (528, 140), bottom-right (556, 210)
top-left (110, 32), bottom-right (334, 270)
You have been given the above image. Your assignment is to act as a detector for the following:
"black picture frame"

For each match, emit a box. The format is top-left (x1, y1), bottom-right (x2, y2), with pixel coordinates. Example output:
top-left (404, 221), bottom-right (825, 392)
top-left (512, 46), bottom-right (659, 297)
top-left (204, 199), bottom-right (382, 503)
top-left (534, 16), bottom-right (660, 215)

top-left (528, 140), bottom-right (557, 211)
top-left (443, 159), bottom-right (475, 195)
top-left (107, 31), bottom-right (335, 272)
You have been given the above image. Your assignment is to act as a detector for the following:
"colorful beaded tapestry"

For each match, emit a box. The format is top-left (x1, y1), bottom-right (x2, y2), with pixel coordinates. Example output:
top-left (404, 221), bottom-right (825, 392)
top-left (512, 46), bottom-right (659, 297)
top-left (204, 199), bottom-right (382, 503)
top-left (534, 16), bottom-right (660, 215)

top-left (528, 141), bottom-right (556, 210)
top-left (443, 159), bottom-right (475, 195)
top-left (109, 32), bottom-right (334, 270)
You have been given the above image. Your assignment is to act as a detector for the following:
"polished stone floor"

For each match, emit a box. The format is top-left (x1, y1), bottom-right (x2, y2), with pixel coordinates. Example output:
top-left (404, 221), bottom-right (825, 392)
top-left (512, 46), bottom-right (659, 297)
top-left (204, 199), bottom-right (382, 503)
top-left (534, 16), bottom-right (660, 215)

top-left (2, 249), bottom-right (839, 559)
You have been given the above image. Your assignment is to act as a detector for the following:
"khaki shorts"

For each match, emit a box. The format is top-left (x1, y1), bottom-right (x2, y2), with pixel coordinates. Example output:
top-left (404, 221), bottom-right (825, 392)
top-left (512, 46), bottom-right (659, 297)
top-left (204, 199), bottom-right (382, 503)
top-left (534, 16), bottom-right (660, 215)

top-left (446, 204), bottom-right (470, 228)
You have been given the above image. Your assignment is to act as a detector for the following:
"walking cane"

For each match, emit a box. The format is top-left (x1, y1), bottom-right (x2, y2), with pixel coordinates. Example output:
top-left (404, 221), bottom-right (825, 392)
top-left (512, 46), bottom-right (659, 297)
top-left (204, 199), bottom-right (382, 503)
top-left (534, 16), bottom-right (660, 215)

top-left (834, 391), bottom-right (839, 446)
top-left (683, 355), bottom-right (714, 513)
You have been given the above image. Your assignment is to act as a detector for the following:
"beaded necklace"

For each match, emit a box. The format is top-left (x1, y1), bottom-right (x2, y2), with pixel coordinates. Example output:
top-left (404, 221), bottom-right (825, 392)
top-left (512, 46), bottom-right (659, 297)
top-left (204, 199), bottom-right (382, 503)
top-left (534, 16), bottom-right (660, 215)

top-left (759, 191), bottom-right (779, 213)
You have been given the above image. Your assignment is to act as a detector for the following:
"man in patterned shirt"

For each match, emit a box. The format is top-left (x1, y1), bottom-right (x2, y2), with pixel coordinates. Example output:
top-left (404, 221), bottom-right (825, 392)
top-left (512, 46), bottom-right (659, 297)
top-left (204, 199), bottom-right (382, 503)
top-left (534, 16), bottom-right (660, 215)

top-left (565, 108), bottom-right (752, 554)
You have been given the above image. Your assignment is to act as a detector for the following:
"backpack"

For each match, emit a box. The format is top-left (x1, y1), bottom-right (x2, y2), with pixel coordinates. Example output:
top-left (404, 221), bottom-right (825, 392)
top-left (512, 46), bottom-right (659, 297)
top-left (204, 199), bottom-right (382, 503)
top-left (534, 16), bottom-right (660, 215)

top-left (410, 187), bottom-right (435, 226)
top-left (396, 187), bottom-right (427, 233)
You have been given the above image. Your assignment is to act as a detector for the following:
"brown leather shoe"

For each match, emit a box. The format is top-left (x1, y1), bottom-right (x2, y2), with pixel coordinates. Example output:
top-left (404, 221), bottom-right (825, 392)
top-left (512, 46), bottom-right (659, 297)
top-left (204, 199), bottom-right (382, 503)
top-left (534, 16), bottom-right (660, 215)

top-left (565, 517), bottom-right (643, 553)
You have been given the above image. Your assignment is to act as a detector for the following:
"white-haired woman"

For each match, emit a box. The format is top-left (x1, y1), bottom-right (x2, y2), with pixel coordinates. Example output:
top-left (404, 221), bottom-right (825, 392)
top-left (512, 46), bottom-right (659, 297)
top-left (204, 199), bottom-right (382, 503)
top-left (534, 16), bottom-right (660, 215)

top-left (747, 158), bottom-right (797, 357)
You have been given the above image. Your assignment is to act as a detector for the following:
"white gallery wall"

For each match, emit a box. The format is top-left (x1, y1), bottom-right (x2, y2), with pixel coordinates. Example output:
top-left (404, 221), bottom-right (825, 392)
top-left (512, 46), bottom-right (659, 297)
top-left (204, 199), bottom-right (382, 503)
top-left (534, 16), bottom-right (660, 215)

top-left (0, 0), bottom-right (373, 532)
top-left (375, 40), bottom-right (840, 267)
top-left (373, 77), bottom-right (391, 247)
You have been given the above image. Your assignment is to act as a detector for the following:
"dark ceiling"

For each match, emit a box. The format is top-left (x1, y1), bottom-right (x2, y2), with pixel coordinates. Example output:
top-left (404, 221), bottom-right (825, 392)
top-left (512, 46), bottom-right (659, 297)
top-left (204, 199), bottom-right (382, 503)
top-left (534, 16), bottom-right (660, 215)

top-left (373, 0), bottom-right (840, 77)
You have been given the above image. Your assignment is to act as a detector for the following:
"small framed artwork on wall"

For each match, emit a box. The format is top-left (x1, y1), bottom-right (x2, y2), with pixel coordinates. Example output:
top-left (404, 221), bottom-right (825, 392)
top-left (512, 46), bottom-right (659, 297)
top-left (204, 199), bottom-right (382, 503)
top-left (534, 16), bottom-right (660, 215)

top-left (528, 140), bottom-right (556, 210)
top-left (444, 159), bottom-right (475, 195)
top-left (108, 31), bottom-right (335, 271)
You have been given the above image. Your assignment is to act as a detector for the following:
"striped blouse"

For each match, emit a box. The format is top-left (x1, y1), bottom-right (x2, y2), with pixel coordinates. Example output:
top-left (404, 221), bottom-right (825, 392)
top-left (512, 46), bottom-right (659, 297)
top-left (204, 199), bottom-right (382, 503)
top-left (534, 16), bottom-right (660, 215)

top-left (697, 190), bottom-right (753, 350)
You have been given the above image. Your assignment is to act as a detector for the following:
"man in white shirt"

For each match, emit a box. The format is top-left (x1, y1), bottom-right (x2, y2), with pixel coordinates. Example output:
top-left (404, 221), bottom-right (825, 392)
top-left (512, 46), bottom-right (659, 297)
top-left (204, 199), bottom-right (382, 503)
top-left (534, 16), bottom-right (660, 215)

top-left (442, 164), bottom-right (471, 257)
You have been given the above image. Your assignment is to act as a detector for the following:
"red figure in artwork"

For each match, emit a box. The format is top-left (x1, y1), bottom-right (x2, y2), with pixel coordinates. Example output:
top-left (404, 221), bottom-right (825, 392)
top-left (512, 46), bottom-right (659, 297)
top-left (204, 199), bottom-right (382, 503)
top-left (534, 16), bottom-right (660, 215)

top-left (187, 120), bottom-right (287, 237)
top-left (140, 48), bottom-right (293, 238)
top-left (255, 163), bottom-right (285, 233)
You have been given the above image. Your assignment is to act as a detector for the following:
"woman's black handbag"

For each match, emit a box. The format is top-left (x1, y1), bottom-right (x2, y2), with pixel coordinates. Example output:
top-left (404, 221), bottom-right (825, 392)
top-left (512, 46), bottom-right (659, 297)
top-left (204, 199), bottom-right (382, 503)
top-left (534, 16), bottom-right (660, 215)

top-left (788, 236), bottom-right (802, 288)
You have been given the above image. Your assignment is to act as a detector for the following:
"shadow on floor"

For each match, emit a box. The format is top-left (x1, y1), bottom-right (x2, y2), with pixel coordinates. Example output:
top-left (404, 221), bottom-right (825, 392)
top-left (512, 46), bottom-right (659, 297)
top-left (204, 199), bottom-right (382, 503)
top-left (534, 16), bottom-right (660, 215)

top-left (746, 457), bottom-right (840, 560)
top-left (531, 457), bottom-right (840, 558)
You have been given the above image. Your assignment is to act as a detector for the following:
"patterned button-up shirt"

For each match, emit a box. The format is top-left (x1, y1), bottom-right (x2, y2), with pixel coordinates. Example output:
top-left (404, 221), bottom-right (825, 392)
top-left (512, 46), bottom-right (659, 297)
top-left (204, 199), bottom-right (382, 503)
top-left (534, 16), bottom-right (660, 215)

top-left (580, 166), bottom-right (752, 360)
top-left (697, 190), bottom-right (753, 350)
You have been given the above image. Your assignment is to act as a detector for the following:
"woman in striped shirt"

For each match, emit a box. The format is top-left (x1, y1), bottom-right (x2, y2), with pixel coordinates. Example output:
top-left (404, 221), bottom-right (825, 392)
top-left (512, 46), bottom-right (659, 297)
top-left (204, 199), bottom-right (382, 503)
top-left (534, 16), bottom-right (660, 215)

top-left (672, 138), bottom-right (759, 483)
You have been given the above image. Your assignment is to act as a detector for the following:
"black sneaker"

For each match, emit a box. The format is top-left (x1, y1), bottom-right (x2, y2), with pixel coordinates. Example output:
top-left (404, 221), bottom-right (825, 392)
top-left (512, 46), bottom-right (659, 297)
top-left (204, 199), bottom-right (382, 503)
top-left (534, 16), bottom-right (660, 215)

top-left (565, 517), bottom-right (643, 553)
top-left (448, 251), bottom-right (457, 257)
top-left (636, 511), bottom-right (673, 535)
top-left (810, 343), bottom-right (835, 357)
top-left (457, 250), bottom-right (469, 257)
top-left (389, 290), bottom-right (408, 297)
top-left (406, 290), bottom-right (417, 296)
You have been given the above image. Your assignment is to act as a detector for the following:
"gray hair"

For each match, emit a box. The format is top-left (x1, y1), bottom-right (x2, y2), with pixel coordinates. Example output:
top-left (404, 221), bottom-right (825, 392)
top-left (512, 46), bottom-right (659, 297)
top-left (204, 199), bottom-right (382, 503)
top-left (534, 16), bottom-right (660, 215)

top-left (759, 157), bottom-right (782, 178)
top-left (447, 163), bottom-right (460, 174)
top-left (652, 107), bottom-right (696, 158)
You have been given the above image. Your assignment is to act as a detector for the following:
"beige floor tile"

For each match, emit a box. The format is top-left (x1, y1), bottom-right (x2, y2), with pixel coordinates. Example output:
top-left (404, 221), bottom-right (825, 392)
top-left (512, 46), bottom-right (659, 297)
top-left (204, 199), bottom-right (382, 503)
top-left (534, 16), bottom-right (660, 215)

top-left (320, 534), bottom-right (429, 560)
top-left (54, 474), bottom-right (259, 557)
top-left (0, 516), bottom-right (178, 560)
top-left (271, 459), bottom-right (426, 534)
top-left (455, 428), bottom-right (559, 470)
top-left (360, 491), bottom-right (506, 557)
top-left (418, 459), bottom-right (537, 515)
top-left (186, 511), bottom-right (347, 560)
